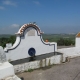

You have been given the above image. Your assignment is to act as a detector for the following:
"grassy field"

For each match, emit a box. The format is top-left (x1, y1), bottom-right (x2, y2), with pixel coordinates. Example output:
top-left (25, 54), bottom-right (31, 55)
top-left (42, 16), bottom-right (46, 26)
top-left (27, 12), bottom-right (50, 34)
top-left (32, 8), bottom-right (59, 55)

top-left (42, 34), bottom-right (76, 42)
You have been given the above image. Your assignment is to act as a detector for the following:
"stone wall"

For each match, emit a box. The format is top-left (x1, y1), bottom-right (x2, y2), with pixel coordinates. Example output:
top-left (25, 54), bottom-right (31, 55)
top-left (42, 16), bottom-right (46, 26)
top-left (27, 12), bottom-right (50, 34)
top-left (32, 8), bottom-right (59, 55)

top-left (13, 55), bottom-right (62, 73)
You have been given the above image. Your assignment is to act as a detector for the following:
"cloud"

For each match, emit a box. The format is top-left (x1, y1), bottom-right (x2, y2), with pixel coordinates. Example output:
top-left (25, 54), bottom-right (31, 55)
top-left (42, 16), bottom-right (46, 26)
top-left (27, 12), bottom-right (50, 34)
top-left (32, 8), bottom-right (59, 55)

top-left (33, 1), bottom-right (40, 5)
top-left (0, 27), bottom-right (19, 34)
top-left (0, 24), bottom-right (20, 34)
top-left (0, 6), bottom-right (5, 10)
top-left (10, 24), bottom-right (20, 28)
top-left (3, 0), bottom-right (17, 6)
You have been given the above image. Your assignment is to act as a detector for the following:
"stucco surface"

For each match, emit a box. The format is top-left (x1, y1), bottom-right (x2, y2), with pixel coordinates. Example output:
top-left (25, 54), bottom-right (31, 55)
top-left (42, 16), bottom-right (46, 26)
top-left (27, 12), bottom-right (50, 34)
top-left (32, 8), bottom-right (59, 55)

top-left (0, 62), bottom-right (14, 79)
top-left (58, 46), bottom-right (80, 62)
top-left (75, 38), bottom-right (80, 47)
top-left (5, 27), bottom-right (57, 61)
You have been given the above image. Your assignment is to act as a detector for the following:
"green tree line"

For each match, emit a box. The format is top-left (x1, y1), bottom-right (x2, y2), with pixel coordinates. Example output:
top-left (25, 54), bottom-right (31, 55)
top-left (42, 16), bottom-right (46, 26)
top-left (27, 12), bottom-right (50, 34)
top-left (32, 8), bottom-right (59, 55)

top-left (0, 35), bottom-right (16, 48)
top-left (57, 38), bottom-right (75, 46)
top-left (0, 35), bottom-right (75, 48)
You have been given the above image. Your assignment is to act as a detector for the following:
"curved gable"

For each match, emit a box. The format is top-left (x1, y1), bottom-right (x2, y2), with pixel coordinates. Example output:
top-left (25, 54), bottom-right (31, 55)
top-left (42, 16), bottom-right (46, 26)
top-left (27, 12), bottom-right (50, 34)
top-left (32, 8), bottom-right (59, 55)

top-left (16, 23), bottom-right (43, 35)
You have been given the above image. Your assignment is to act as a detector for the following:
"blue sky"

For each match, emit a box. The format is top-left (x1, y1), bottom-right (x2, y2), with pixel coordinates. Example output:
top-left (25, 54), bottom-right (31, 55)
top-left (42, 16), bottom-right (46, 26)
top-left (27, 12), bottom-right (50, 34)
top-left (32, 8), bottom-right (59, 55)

top-left (0, 0), bottom-right (80, 34)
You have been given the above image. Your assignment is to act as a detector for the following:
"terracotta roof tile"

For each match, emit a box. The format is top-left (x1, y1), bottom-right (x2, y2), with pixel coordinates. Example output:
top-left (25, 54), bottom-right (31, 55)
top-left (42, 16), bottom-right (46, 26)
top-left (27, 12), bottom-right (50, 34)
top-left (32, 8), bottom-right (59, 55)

top-left (76, 32), bottom-right (80, 37)
top-left (16, 23), bottom-right (43, 35)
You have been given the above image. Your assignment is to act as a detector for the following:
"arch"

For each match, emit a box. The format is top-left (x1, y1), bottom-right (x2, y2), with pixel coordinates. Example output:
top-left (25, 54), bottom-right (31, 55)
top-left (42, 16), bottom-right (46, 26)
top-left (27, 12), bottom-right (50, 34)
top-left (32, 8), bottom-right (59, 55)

top-left (16, 23), bottom-right (43, 35)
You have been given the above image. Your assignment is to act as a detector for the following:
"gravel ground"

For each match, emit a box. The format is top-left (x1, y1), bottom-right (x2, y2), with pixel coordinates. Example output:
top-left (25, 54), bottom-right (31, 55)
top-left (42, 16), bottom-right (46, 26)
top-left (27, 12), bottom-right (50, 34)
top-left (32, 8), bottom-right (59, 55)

top-left (17, 57), bottom-right (80, 80)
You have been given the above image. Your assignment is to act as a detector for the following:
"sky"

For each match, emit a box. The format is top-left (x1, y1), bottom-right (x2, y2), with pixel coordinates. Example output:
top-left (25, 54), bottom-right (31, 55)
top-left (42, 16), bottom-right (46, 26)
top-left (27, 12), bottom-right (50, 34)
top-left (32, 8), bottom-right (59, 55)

top-left (0, 0), bottom-right (80, 34)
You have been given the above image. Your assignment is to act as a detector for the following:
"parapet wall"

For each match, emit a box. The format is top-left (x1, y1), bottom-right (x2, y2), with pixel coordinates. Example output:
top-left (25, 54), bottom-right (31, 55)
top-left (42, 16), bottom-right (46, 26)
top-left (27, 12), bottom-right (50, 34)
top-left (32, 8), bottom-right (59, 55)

top-left (58, 47), bottom-right (80, 62)
top-left (75, 38), bottom-right (80, 47)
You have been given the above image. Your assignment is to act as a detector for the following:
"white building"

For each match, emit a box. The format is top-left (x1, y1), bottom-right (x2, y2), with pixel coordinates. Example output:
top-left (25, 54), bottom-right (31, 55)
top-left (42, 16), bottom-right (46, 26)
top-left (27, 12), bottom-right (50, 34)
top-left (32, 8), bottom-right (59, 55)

top-left (4, 23), bottom-right (57, 61)
top-left (75, 32), bottom-right (80, 47)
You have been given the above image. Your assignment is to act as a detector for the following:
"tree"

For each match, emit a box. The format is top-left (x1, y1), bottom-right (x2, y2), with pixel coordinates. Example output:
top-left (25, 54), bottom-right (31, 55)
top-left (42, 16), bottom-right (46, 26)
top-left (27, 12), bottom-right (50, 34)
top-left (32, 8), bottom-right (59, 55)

top-left (57, 38), bottom-right (64, 46)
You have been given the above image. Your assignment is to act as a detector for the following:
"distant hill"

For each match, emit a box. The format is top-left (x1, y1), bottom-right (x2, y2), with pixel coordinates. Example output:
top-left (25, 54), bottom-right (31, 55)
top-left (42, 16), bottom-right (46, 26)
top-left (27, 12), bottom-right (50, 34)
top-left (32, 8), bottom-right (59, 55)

top-left (0, 34), bottom-right (14, 38)
top-left (0, 33), bottom-right (76, 41)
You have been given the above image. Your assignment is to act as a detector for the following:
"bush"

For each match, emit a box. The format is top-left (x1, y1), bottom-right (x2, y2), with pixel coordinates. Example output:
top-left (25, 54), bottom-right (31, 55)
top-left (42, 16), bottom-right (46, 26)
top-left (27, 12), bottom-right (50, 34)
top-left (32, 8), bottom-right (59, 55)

top-left (57, 38), bottom-right (75, 46)
top-left (0, 35), bottom-right (16, 48)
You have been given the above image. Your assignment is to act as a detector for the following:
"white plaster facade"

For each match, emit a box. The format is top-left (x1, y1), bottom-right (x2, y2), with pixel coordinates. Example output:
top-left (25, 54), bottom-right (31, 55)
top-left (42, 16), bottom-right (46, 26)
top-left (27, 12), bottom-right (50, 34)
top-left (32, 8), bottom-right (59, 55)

top-left (4, 23), bottom-right (57, 61)
top-left (75, 32), bottom-right (80, 47)
top-left (58, 47), bottom-right (80, 62)
top-left (0, 62), bottom-right (21, 80)
top-left (75, 37), bottom-right (80, 47)
top-left (0, 62), bottom-right (14, 79)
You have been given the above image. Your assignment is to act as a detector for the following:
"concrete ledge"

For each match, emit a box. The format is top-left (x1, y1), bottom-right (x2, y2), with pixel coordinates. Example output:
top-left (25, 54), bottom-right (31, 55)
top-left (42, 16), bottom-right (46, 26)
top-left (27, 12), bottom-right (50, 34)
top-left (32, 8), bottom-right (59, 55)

top-left (4, 75), bottom-right (21, 80)
top-left (13, 54), bottom-right (62, 73)
top-left (58, 47), bottom-right (80, 62)
top-left (0, 62), bottom-right (15, 79)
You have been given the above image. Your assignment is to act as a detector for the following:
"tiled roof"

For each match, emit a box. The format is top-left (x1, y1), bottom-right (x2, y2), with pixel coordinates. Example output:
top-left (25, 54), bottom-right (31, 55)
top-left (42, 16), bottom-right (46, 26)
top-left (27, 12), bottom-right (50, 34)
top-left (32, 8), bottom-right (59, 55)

top-left (16, 23), bottom-right (43, 35)
top-left (76, 32), bottom-right (80, 37)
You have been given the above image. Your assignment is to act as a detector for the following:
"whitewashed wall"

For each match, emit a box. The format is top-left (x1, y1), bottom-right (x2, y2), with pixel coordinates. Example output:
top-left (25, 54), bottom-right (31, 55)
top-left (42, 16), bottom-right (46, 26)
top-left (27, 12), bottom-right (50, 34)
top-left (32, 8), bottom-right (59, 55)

top-left (75, 37), bottom-right (80, 47)
top-left (13, 55), bottom-right (62, 73)
top-left (58, 47), bottom-right (80, 62)
top-left (5, 27), bottom-right (57, 61)
top-left (0, 62), bottom-right (21, 80)
top-left (0, 62), bottom-right (15, 79)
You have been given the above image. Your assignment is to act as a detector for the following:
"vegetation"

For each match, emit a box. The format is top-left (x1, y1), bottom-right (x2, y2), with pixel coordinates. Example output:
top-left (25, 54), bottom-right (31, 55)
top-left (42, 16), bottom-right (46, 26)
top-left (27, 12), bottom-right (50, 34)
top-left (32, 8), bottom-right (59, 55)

top-left (57, 38), bottom-right (75, 46)
top-left (0, 35), bottom-right (16, 48)
top-left (27, 69), bottom-right (34, 72)
top-left (24, 68), bottom-right (34, 72)
top-left (42, 34), bottom-right (76, 46)
top-left (0, 34), bottom-right (76, 48)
